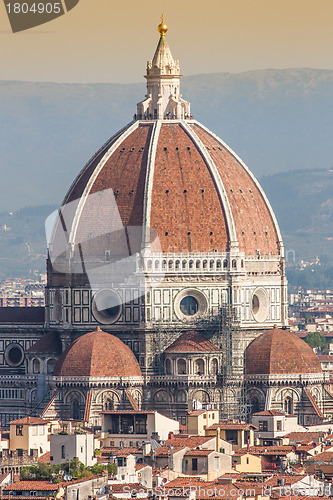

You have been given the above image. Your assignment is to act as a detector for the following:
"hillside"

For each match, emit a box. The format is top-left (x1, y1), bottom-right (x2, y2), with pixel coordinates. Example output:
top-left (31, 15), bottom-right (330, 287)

top-left (0, 68), bottom-right (333, 212)
top-left (0, 169), bottom-right (332, 284)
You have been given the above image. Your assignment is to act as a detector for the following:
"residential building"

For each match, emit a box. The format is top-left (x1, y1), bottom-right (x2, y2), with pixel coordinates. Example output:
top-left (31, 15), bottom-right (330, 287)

top-left (50, 431), bottom-right (96, 466)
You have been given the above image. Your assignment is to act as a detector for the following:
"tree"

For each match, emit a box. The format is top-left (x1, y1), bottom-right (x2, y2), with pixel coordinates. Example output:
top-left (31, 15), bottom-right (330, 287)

top-left (304, 331), bottom-right (327, 350)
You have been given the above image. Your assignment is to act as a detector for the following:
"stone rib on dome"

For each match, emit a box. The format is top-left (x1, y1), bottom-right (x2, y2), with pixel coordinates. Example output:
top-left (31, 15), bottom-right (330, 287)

top-left (244, 327), bottom-right (323, 375)
top-left (52, 120), bottom-right (281, 258)
top-left (53, 328), bottom-right (142, 378)
top-left (48, 23), bottom-right (283, 262)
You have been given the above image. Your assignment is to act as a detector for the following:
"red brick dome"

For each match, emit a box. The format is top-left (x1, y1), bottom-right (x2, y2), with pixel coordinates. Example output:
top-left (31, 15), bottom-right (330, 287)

top-left (165, 331), bottom-right (219, 353)
top-left (50, 120), bottom-right (282, 262)
top-left (244, 327), bottom-right (322, 375)
top-left (53, 327), bottom-right (142, 377)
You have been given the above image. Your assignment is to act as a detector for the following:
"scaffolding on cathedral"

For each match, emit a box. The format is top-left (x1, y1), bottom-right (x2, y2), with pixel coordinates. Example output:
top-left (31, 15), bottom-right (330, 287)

top-left (152, 305), bottom-right (250, 422)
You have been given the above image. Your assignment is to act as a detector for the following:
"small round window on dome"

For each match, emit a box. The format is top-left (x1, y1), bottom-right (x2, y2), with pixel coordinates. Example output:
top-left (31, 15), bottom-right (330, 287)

top-left (92, 289), bottom-right (122, 324)
top-left (180, 296), bottom-right (199, 316)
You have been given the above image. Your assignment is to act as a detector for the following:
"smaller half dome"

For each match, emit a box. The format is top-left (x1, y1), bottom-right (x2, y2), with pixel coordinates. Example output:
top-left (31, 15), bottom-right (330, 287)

top-left (244, 327), bottom-right (322, 375)
top-left (165, 331), bottom-right (219, 353)
top-left (53, 327), bottom-right (142, 378)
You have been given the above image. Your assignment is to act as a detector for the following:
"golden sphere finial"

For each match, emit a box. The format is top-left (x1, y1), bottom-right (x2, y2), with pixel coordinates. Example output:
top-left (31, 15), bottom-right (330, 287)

top-left (158, 14), bottom-right (168, 36)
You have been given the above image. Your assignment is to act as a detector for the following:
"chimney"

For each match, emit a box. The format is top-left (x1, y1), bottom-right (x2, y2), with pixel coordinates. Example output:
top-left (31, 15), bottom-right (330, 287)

top-left (169, 446), bottom-right (174, 470)
top-left (216, 427), bottom-right (220, 452)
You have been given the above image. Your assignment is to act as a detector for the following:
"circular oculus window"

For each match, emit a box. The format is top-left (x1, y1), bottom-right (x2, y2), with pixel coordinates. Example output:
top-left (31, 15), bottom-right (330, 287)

top-left (92, 289), bottom-right (122, 324)
top-left (174, 289), bottom-right (208, 321)
top-left (252, 287), bottom-right (270, 323)
top-left (5, 343), bottom-right (24, 367)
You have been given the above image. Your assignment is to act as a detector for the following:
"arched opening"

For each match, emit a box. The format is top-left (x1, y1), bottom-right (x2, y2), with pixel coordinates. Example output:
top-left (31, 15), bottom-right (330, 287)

top-left (104, 399), bottom-right (114, 411)
top-left (71, 399), bottom-right (80, 420)
top-left (47, 359), bottom-right (57, 374)
top-left (193, 390), bottom-right (209, 403)
top-left (211, 359), bottom-right (218, 375)
top-left (176, 390), bottom-right (186, 403)
top-left (284, 396), bottom-right (293, 415)
top-left (153, 391), bottom-right (170, 402)
top-left (251, 397), bottom-right (260, 414)
top-left (165, 359), bottom-right (172, 375)
top-left (33, 359), bottom-right (40, 374)
top-left (177, 359), bottom-right (186, 375)
top-left (195, 359), bottom-right (204, 375)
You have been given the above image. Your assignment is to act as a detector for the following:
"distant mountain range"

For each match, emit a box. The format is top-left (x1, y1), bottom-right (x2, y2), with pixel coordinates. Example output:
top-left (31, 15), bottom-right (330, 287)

top-left (1, 68), bottom-right (333, 212)
top-left (0, 68), bottom-right (333, 284)
top-left (0, 169), bottom-right (332, 283)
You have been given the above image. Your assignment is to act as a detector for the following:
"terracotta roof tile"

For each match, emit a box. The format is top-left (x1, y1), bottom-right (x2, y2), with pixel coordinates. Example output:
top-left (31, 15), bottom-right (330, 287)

top-left (38, 452), bottom-right (50, 464)
top-left (165, 436), bottom-right (213, 448)
top-left (4, 481), bottom-right (58, 491)
top-left (285, 432), bottom-right (325, 443)
top-left (308, 451), bottom-right (333, 462)
top-left (165, 331), bottom-right (219, 353)
top-left (9, 417), bottom-right (48, 425)
top-left (109, 483), bottom-right (148, 493)
top-left (245, 328), bottom-right (323, 375)
top-left (53, 328), bottom-right (142, 378)
top-left (53, 120), bottom-right (282, 261)
top-left (27, 331), bottom-right (62, 354)
top-left (185, 449), bottom-right (215, 456)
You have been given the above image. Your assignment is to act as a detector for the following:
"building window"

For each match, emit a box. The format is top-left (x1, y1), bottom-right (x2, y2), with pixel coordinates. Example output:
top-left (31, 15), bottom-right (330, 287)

top-left (177, 359), bottom-right (186, 375)
top-left (192, 458), bottom-right (198, 471)
top-left (246, 458), bottom-right (249, 465)
top-left (277, 420), bottom-right (282, 431)
top-left (71, 399), bottom-right (80, 420)
top-left (180, 296), bottom-right (198, 316)
top-left (284, 397), bottom-right (293, 415)
top-left (16, 425), bottom-right (23, 436)
top-left (33, 359), bottom-right (40, 374)
top-left (258, 421), bottom-right (268, 431)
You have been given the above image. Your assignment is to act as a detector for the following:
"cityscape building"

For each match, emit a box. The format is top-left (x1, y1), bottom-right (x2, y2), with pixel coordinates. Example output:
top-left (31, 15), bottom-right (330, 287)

top-left (0, 18), bottom-right (331, 428)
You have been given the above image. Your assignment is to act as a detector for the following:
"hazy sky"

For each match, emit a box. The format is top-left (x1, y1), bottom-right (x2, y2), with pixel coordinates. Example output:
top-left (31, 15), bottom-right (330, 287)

top-left (0, 0), bottom-right (333, 83)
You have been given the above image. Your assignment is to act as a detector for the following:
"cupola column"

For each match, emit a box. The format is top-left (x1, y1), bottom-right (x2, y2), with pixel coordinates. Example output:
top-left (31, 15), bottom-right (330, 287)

top-left (137, 16), bottom-right (190, 120)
